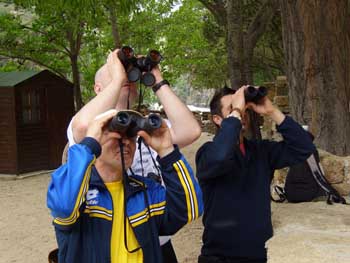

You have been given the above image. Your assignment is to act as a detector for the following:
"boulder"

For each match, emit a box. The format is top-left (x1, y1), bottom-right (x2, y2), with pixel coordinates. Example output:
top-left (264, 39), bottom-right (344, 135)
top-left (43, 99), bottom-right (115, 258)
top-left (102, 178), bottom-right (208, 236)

top-left (318, 149), bottom-right (347, 184)
top-left (272, 149), bottom-right (350, 196)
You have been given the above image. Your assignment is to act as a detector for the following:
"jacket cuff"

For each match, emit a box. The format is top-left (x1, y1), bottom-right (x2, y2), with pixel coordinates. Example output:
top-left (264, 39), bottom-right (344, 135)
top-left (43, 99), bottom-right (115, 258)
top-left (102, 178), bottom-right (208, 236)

top-left (80, 137), bottom-right (102, 158)
top-left (222, 116), bottom-right (242, 129)
top-left (276, 116), bottom-right (292, 132)
top-left (157, 145), bottom-right (181, 168)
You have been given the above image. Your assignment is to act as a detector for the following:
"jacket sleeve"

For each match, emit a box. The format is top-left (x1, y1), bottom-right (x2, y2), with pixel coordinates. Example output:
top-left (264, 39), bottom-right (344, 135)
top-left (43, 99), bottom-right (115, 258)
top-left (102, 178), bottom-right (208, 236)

top-left (47, 137), bottom-right (101, 227)
top-left (196, 117), bottom-right (243, 181)
top-left (149, 147), bottom-right (203, 235)
top-left (264, 116), bottom-right (316, 170)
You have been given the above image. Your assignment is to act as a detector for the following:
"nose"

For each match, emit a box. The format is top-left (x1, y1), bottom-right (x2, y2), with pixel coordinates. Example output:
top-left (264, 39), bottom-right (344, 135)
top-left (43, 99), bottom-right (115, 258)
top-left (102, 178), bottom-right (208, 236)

top-left (119, 136), bottom-right (135, 147)
top-left (121, 137), bottom-right (130, 145)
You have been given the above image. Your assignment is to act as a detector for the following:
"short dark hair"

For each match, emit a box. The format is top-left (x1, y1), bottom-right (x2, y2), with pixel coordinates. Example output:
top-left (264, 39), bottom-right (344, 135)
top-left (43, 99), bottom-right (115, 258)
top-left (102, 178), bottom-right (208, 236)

top-left (209, 86), bottom-right (235, 117)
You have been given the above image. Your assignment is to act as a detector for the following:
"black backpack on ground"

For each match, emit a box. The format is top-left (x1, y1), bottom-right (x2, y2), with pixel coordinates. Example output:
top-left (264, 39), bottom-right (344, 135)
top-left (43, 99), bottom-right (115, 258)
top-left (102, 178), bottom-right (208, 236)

top-left (272, 149), bottom-right (347, 205)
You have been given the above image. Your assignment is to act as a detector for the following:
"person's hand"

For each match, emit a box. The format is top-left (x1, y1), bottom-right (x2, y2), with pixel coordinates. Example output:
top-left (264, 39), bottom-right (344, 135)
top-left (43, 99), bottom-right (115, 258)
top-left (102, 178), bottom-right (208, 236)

top-left (231, 85), bottom-right (246, 113)
top-left (86, 109), bottom-right (121, 144)
top-left (246, 96), bottom-right (275, 116)
top-left (151, 65), bottom-right (164, 84)
top-left (137, 120), bottom-right (174, 158)
top-left (247, 95), bottom-right (285, 124)
top-left (106, 49), bottom-right (127, 84)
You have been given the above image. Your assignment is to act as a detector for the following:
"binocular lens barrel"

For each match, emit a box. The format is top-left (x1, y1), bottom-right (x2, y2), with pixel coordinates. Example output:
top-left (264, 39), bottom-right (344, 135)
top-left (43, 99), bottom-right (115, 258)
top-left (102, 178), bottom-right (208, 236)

top-left (127, 68), bottom-right (142, 83)
top-left (244, 86), bottom-right (258, 102)
top-left (148, 114), bottom-right (162, 128)
top-left (108, 111), bottom-right (162, 137)
top-left (117, 112), bottom-right (130, 125)
top-left (108, 111), bottom-right (131, 132)
top-left (118, 46), bottom-right (162, 86)
top-left (257, 86), bottom-right (267, 97)
top-left (121, 46), bottom-right (134, 59)
top-left (142, 72), bottom-right (156, 87)
top-left (244, 86), bottom-right (268, 103)
top-left (148, 50), bottom-right (162, 63)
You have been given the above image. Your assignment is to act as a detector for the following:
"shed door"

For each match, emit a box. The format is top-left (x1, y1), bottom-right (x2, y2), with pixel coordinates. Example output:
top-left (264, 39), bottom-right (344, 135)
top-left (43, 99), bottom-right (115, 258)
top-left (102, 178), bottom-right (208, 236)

top-left (17, 85), bottom-right (49, 173)
top-left (46, 84), bottom-right (74, 169)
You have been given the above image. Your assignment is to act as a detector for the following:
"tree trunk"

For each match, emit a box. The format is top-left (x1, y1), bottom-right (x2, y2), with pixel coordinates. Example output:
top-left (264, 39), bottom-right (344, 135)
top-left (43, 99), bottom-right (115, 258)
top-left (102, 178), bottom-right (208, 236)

top-left (226, 0), bottom-right (245, 89)
top-left (280, 0), bottom-right (350, 155)
top-left (226, 1), bottom-right (277, 140)
top-left (70, 54), bottom-right (83, 110)
top-left (109, 4), bottom-right (121, 49)
top-left (203, 0), bottom-right (279, 139)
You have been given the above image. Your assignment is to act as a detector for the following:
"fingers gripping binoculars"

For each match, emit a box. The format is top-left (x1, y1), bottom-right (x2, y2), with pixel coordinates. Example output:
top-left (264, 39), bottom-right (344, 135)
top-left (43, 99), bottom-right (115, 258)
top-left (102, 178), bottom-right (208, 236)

top-left (118, 46), bottom-right (163, 87)
top-left (244, 86), bottom-right (268, 103)
top-left (108, 110), bottom-right (162, 138)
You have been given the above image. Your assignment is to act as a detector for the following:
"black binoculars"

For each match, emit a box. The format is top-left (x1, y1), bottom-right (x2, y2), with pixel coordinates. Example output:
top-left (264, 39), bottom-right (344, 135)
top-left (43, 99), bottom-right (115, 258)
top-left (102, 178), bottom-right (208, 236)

top-left (118, 46), bottom-right (162, 87)
top-left (108, 110), bottom-right (162, 138)
top-left (244, 86), bottom-right (268, 103)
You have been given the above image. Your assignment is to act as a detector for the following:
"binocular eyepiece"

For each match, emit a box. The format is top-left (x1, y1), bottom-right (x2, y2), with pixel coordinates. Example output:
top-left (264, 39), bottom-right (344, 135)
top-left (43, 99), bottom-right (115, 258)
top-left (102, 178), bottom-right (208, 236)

top-left (244, 86), bottom-right (268, 103)
top-left (118, 46), bottom-right (163, 87)
top-left (108, 110), bottom-right (162, 138)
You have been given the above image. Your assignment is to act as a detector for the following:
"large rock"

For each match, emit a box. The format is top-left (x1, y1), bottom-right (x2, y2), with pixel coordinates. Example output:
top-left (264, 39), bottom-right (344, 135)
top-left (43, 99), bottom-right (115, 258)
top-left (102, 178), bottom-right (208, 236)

top-left (318, 149), bottom-right (347, 183)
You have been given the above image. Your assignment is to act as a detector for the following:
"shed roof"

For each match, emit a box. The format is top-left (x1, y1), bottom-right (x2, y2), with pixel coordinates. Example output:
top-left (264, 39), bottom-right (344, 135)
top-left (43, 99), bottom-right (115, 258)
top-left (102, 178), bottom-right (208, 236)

top-left (0, 71), bottom-right (39, 87)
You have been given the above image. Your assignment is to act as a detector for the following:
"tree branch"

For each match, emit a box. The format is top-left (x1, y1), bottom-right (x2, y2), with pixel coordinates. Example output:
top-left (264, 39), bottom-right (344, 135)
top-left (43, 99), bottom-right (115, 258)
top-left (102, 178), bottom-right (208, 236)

top-left (75, 22), bottom-right (85, 52)
top-left (198, 0), bottom-right (227, 27)
top-left (0, 53), bottom-right (68, 80)
top-left (245, 0), bottom-right (279, 49)
top-left (19, 24), bottom-right (71, 55)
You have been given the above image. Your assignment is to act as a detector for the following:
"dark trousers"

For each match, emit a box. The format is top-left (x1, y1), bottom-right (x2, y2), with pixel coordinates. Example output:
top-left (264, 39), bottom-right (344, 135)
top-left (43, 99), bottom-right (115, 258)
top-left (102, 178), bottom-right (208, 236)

top-left (198, 255), bottom-right (267, 263)
top-left (161, 240), bottom-right (178, 263)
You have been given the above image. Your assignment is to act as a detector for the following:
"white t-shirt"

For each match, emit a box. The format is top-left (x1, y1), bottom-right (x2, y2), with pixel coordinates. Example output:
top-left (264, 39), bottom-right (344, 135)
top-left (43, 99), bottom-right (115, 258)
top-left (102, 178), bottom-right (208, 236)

top-left (67, 118), bottom-right (172, 245)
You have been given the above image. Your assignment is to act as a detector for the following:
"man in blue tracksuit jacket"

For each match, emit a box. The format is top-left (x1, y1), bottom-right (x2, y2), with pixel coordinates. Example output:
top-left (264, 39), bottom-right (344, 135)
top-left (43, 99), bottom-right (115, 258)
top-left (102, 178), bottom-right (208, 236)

top-left (196, 86), bottom-right (316, 263)
top-left (47, 109), bottom-right (203, 263)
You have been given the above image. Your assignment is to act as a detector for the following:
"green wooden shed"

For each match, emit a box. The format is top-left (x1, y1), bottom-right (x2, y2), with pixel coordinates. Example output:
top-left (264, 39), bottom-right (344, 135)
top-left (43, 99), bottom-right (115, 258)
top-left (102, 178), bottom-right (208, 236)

top-left (0, 70), bottom-right (74, 175)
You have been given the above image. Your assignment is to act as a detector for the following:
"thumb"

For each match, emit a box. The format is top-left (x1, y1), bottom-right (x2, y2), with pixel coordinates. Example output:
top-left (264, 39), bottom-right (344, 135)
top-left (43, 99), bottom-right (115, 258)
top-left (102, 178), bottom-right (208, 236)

top-left (246, 102), bottom-right (257, 111)
top-left (94, 109), bottom-right (117, 125)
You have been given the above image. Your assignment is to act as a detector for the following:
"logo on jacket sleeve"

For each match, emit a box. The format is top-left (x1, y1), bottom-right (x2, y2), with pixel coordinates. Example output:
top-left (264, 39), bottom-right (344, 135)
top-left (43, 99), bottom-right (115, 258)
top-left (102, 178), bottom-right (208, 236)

top-left (86, 189), bottom-right (99, 205)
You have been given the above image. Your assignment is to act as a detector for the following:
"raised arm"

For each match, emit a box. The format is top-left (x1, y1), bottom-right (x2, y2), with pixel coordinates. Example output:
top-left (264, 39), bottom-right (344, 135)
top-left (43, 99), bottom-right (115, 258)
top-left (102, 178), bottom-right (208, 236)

top-left (264, 116), bottom-right (316, 170)
top-left (151, 67), bottom-right (201, 148)
top-left (71, 51), bottom-right (129, 144)
top-left (48, 110), bottom-right (119, 226)
top-left (137, 123), bottom-right (203, 234)
top-left (196, 117), bottom-right (243, 181)
top-left (247, 96), bottom-right (316, 169)
top-left (47, 138), bottom-right (100, 226)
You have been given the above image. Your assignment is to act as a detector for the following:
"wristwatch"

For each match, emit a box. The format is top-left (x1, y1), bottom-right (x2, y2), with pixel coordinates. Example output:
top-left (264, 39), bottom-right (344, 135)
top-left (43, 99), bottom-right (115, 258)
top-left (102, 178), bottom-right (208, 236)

top-left (152, 79), bottom-right (170, 93)
top-left (227, 108), bottom-right (242, 121)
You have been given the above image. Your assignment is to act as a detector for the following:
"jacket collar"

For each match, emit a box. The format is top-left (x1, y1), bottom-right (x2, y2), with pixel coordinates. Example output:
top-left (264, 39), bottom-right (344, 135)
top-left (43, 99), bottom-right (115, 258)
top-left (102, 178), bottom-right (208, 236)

top-left (90, 166), bottom-right (146, 199)
top-left (236, 137), bottom-right (254, 164)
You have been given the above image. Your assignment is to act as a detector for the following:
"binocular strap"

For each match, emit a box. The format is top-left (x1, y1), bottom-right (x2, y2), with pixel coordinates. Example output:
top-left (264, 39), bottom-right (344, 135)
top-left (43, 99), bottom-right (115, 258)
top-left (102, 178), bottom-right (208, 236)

top-left (118, 139), bottom-right (142, 254)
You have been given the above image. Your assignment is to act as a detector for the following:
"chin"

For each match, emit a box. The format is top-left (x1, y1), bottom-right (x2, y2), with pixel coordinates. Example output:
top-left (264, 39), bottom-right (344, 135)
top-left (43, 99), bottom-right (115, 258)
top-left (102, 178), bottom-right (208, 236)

top-left (124, 158), bottom-right (133, 168)
top-left (118, 155), bottom-right (132, 168)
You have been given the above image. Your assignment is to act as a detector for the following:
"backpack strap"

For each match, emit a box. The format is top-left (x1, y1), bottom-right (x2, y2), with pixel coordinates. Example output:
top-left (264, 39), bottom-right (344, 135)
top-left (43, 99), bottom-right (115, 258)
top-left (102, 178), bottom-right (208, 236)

top-left (306, 154), bottom-right (347, 205)
top-left (271, 185), bottom-right (287, 203)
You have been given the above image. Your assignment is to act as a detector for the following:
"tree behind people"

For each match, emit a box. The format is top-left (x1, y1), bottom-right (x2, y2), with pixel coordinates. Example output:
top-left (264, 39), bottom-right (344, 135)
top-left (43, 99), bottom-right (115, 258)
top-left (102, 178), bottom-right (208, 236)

top-left (280, 0), bottom-right (350, 155)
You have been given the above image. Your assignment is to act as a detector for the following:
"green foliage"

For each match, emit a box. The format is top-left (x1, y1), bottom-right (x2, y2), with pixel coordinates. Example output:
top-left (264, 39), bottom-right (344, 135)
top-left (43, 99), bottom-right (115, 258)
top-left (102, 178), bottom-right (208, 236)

top-left (0, 0), bottom-right (85, 77)
top-left (253, 11), bottom-right (284, 83)
top-left (0, 0), bottom-right (284, 106)
top-left (162, 0), bottom-right (227, 89)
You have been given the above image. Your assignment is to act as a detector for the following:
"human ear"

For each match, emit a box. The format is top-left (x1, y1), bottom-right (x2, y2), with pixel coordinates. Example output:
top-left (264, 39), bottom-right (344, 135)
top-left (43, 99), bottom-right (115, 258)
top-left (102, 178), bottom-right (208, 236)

top-left (212, 114), bottom-right (223, 127)
top-left (94, 83), bottom-right (103, 94)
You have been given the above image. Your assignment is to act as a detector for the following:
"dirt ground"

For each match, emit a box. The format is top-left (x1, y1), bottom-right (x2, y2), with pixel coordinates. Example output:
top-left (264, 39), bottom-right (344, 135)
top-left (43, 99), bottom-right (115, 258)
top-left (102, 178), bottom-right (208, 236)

top-left (0, 133), bottom-right (349, 263)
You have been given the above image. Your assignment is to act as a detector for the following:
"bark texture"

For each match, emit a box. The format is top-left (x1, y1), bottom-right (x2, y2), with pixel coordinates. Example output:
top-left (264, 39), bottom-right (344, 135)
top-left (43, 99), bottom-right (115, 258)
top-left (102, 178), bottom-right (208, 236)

top-left (280, 0), bottom-right (350, 155)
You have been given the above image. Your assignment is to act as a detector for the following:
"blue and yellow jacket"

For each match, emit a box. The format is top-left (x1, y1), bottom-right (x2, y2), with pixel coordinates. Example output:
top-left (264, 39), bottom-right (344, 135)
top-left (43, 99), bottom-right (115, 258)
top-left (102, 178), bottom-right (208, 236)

top-left (47, 138), bottom-right (203, 263)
